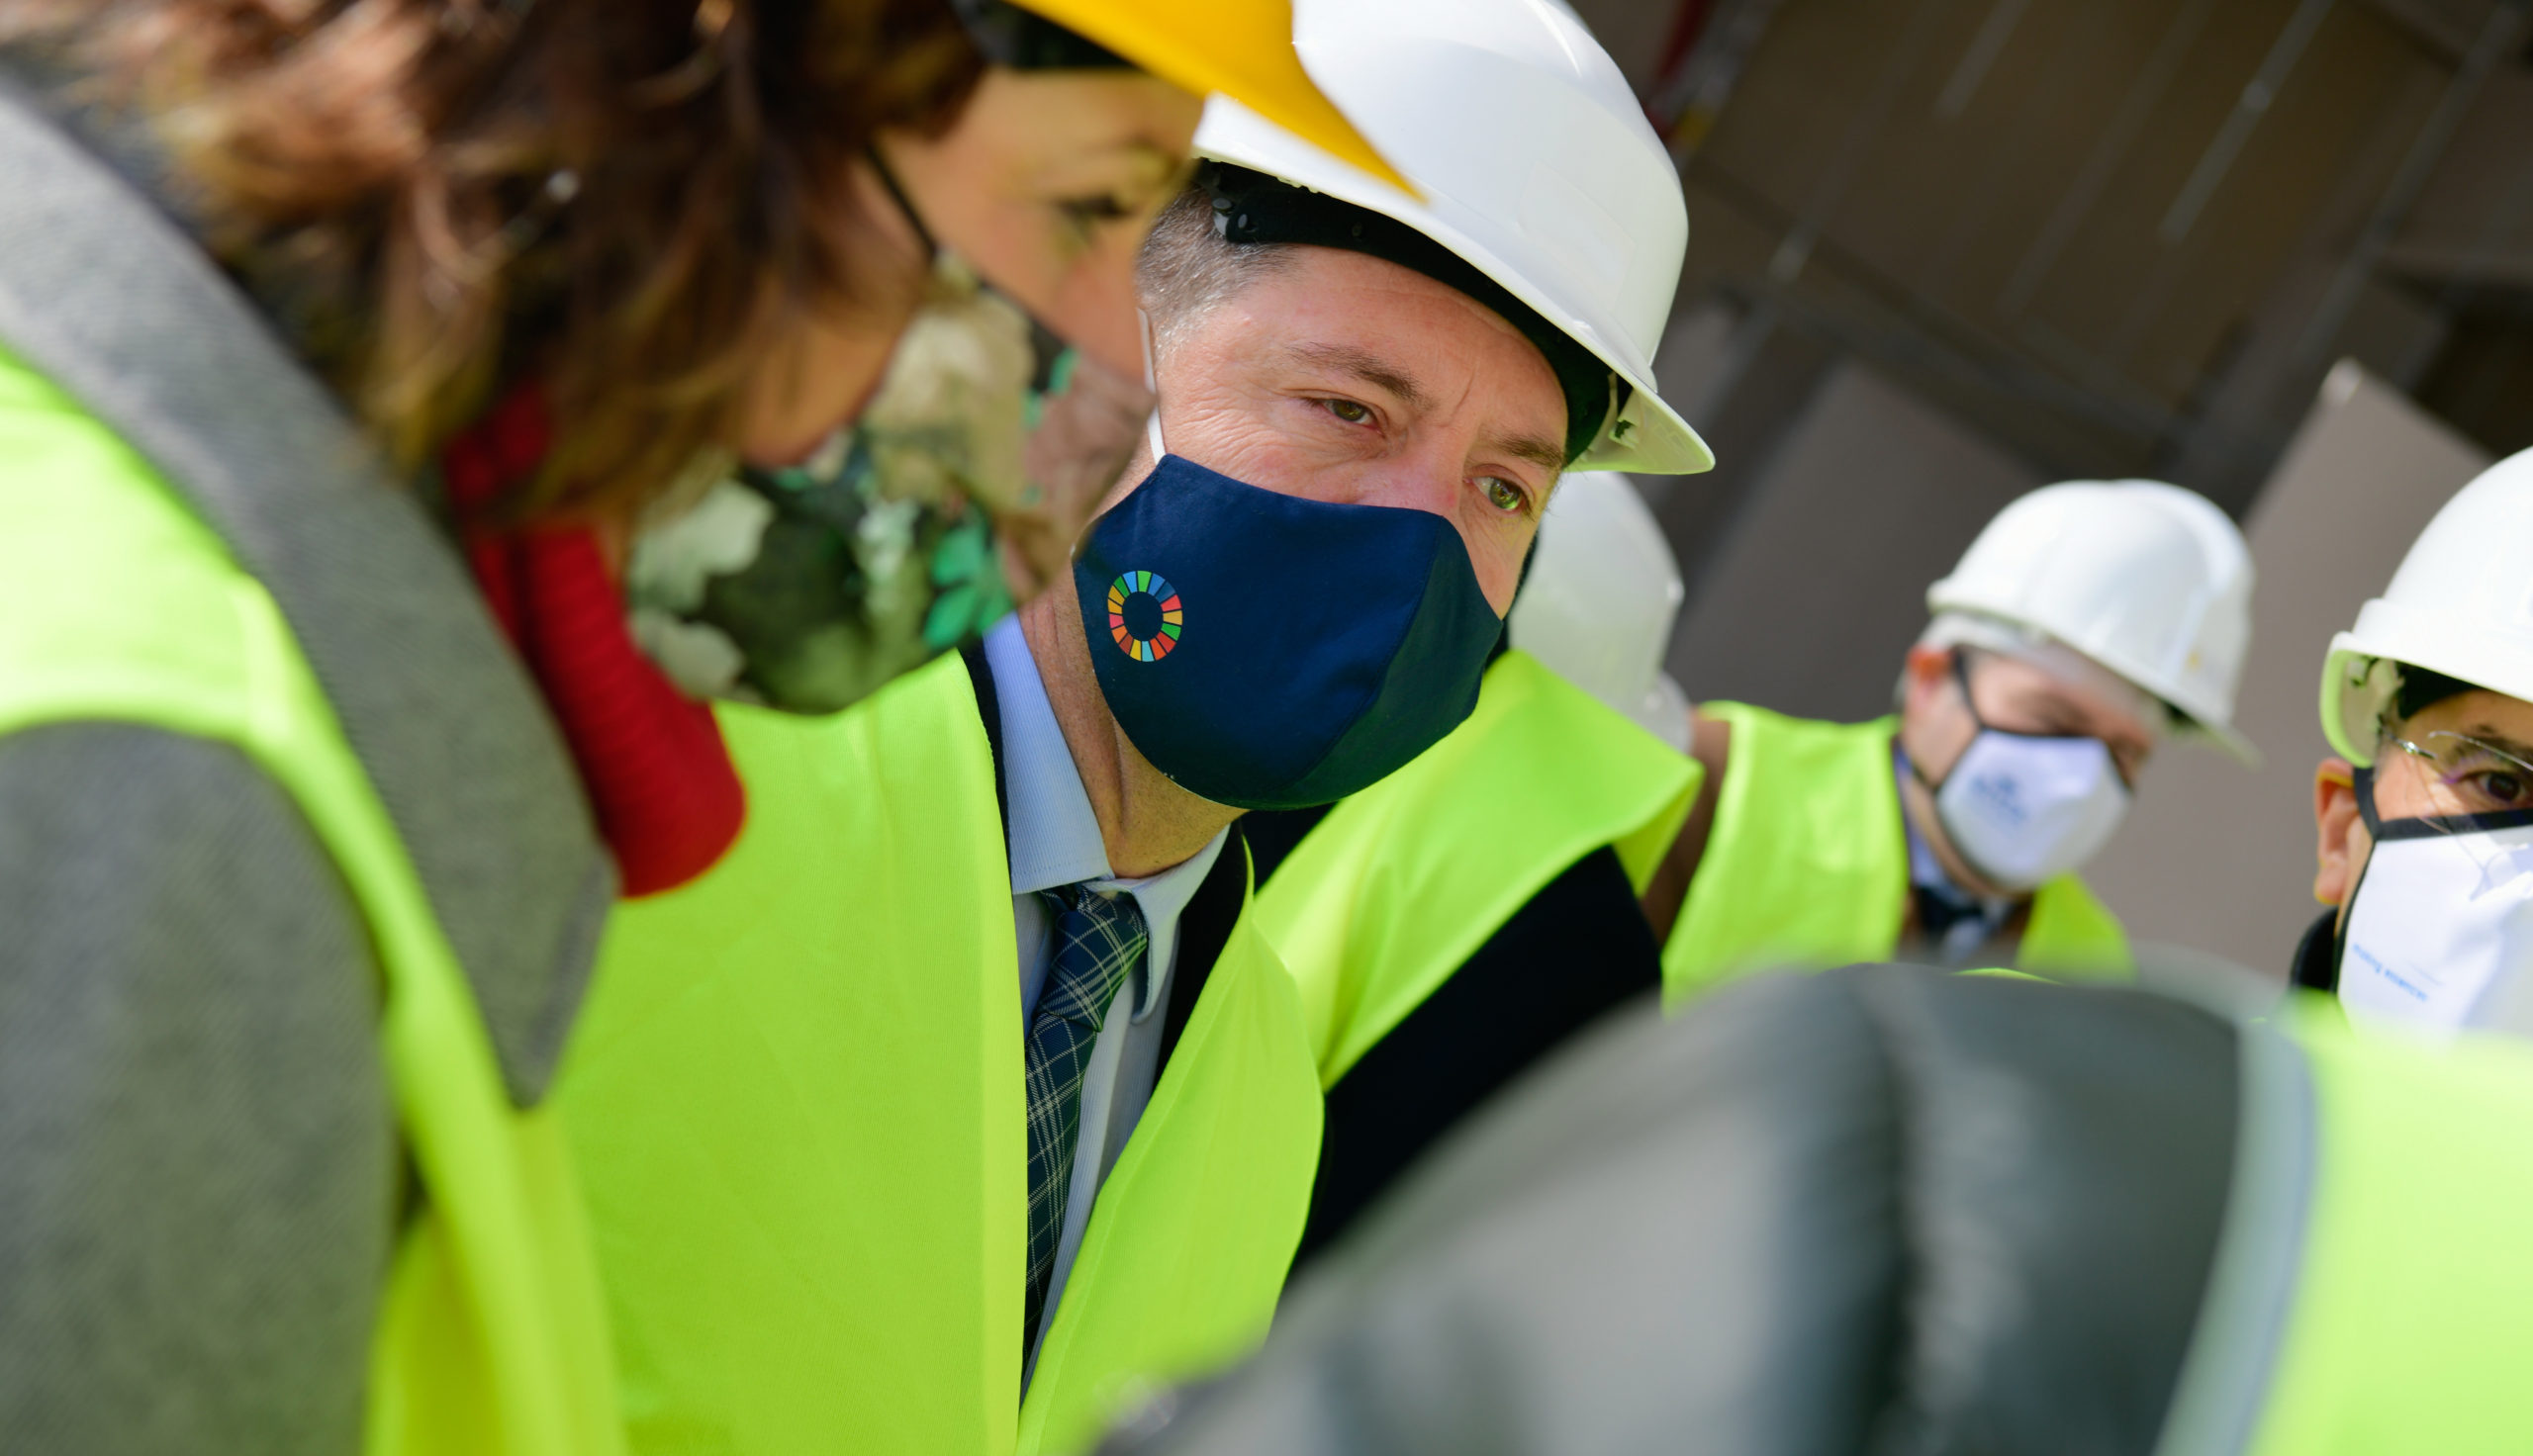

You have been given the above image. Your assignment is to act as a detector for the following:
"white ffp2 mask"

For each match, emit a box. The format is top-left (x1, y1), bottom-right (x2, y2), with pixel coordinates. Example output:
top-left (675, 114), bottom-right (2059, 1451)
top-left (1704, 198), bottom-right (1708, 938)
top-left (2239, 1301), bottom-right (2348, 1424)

top-left (1918, 648), bottom-right (2134, 893)
top-left (1932, 728), bottom-right (2130, 892)
top-left (2338, 770), bottom-right (2533, 1039)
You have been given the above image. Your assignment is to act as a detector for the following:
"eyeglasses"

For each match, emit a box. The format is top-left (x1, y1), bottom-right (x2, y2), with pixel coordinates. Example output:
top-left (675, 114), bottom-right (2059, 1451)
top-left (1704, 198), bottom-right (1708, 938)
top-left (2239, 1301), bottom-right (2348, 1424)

top-left (1951, 646), bottom-right (2153, 787)
top-left (2384, 730), bottom-right (2533, 818)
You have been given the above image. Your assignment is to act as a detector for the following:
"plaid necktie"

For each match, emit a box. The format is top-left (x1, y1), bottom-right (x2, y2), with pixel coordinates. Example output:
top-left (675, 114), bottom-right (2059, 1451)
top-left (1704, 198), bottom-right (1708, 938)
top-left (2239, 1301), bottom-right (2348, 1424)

top-left (1021, 882), bottom-right (1148, 1345)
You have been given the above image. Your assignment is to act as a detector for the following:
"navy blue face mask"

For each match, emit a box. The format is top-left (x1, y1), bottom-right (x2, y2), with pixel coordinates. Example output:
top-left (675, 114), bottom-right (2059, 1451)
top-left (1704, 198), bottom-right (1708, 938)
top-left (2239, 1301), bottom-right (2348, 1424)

top-left (1073, 451), bottom-right (1504, 811)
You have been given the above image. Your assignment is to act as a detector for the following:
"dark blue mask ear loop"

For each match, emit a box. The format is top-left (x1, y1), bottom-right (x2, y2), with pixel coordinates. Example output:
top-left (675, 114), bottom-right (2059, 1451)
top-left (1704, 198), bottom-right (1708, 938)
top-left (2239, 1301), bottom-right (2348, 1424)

top-left (1896, 646), bottom-right (2012, 890)
top-left (2329, 763), bottom-right (2389, 994)
top-left (2352, 763), bottom-right (2385, 836)
top-left (1939, 643), bottom-right (2144, 792)
top-left (1950, 646), bottom-right (1988, 737)
top-left (1903, 647), bottom-right (1985, 799)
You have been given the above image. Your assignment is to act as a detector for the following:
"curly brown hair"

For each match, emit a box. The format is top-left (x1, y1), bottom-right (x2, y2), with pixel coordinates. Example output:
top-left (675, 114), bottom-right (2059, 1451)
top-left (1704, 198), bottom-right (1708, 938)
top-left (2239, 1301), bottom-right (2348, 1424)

top-left (2, 0), bottom-right (984, 521)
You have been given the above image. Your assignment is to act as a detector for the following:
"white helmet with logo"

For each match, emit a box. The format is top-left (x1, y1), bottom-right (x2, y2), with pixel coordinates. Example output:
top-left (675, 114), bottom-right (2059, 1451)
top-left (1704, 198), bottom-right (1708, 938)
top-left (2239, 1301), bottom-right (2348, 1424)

top-left (1191, 0), bottom-right (1712, 476)
top-left (1927, 480), bottom-right (2256, 762)
top-left (2323, 447), bottom-right (2533, 766)
top-left (1508, 473), bottom-right (1691, 751)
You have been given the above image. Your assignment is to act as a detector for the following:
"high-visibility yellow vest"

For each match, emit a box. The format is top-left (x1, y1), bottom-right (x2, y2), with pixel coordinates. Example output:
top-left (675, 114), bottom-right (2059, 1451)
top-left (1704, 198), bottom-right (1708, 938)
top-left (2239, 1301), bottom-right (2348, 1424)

top-left (558, 656), bottom-right (1324, 1456)
top-left (1252, 651), bottom-right (1699, 1084)
top-left (2153, 998), bottom-right (2533, 1453)
top-left (1664, 701), bottom-right (2129, 1000)
top-left (0, 345), bottom-right (625, 1455)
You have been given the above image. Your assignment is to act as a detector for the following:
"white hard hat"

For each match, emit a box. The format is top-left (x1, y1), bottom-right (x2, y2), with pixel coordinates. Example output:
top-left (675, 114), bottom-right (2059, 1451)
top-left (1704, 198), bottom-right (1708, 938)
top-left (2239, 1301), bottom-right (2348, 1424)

top-left (1507, 473), bottom-right (1691, 752)
top-left (1927, 480), bottom-right (2256, 762)
top-left (1192, 0), bottom-right (1712, 476)
top-left (2322, 447), bottom-right (2533, 768)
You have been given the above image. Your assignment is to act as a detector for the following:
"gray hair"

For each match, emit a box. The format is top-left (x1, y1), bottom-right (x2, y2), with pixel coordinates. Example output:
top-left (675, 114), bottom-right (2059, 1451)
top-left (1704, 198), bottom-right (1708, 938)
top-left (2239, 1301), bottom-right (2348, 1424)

top-left (1136, 185), bottom-right (1296, 360)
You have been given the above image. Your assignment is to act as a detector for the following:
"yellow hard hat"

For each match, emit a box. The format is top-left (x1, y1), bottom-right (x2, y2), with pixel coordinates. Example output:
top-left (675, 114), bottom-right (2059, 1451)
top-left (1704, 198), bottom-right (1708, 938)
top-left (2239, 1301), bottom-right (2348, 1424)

top-left (1002, 0), bottom-right (1410, 193)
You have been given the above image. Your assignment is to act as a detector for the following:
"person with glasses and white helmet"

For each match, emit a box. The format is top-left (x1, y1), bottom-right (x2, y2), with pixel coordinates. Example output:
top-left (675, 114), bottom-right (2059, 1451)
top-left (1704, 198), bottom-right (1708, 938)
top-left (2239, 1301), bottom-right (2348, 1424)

top-left (1644, 481), bottom-right (2258, 994)
top-left (554, 3), bottom-right (1709, 1452)
top-left (2298, 447), bottom-right (2533, 1036)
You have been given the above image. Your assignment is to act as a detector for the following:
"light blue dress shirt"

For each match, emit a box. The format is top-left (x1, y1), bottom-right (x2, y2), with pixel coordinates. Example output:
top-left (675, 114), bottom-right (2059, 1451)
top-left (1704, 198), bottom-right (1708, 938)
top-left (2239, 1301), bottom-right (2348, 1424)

top-left (984, 615), bottom-right (1227, 1370)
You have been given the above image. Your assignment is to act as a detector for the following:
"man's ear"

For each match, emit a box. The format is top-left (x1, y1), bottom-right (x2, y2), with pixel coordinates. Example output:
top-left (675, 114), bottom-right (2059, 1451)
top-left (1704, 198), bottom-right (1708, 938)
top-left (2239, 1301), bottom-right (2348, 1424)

top-left (2314, 757), bottom-right (2365, 906)
top-left (1900, 643), bottom-right (1952, 716)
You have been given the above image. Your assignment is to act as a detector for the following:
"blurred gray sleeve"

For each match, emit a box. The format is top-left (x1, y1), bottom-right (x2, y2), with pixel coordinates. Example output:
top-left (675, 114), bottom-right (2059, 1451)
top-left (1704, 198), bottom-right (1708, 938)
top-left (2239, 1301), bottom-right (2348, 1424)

top-left (0, 723), bottom-right (397, 1456)
top-left (1105, 967), bottom-right (2239, 1456)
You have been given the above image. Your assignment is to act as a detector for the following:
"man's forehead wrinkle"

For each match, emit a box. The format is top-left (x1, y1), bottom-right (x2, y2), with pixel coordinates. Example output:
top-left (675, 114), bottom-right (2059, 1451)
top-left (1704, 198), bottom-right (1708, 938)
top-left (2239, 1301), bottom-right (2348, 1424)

top-left (1283, 340), bottom-right (1433, 410)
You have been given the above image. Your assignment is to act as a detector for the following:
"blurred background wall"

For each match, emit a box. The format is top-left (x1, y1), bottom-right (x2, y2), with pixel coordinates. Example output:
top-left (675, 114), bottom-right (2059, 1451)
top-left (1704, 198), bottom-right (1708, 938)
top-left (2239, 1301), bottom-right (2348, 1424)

top-left (1562, 0), bottom-right (2533, 972)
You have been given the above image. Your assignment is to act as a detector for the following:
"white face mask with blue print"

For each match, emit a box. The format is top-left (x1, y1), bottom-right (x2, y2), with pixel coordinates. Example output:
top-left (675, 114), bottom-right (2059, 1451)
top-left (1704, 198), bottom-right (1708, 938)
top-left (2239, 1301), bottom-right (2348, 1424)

top-left (2337, 766), bottom-right (2533, 1040)
top-left (1931, 729), bottom-right (2129, 892)
top-left (1922, 652), bottom-right (2130, 893)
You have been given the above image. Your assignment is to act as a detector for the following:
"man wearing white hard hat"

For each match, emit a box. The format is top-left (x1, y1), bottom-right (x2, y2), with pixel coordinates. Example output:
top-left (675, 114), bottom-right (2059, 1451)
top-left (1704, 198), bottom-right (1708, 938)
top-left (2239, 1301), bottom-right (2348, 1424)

top-left (1249, 473), bottom-right (1704, 1261)
top-left (1645, 481), bottom-right (2257, 993)
top-left (2298, 447), bottom-right (2533, 1039)
top-left (557, 3), bottom-right (1714, 1452)
top-left (1119, 0), bottom-right (1721, 1270)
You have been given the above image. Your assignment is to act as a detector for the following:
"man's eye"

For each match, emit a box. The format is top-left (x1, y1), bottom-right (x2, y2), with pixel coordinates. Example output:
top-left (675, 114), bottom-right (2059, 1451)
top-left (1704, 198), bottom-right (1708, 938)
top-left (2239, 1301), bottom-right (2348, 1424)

top-left (1322, 399), bottom-right (1373, 425)
top-left (2473, 770), bottom-right (2530, 807)
top-left (1481, 476), bottom-right (1528, 515)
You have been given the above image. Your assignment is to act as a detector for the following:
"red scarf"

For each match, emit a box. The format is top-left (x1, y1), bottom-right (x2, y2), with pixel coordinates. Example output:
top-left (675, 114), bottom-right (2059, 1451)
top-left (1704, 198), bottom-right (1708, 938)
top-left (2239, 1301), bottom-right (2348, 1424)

top-left (440, 388), bottom-right (745, 897)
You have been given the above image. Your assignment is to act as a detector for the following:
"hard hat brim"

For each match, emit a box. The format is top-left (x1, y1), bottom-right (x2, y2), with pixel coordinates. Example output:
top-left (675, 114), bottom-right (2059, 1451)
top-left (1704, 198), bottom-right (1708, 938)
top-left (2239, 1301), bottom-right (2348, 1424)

top-left (1587, 378), bottom-right (1715, 477)
top-left (1005, 0), bottom-right (1414, 196)
top-left (2190, 714), bottom-right (2262, 769)
top-left (2320, 636), bottom-right (2388, 769)
top-left (2322, 598), bottom-right (2533, 769)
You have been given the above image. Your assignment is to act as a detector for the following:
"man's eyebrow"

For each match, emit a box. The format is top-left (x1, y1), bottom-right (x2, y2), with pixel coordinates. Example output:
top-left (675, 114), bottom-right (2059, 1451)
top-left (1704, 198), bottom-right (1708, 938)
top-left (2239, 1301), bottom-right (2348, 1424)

top-left (2017, 678), bottom-right (2149, 745)
top-left (1487, 431), bottom-right (1568, 475)
top-left (1285, 341), bottom-right (1431, 411)
top-left (1285, 339), bottom-right (1565, 475)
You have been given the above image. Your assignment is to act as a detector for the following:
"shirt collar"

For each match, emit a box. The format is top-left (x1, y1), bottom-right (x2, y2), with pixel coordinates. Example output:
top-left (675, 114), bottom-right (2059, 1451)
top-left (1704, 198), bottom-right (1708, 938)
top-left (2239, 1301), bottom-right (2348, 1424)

top-left (988, 613), bottom-right (1110, 896)
top-left (985, 613), bottom-right (1228, 1020)
top-left (1095, 835), bottom-right (1226, 1019)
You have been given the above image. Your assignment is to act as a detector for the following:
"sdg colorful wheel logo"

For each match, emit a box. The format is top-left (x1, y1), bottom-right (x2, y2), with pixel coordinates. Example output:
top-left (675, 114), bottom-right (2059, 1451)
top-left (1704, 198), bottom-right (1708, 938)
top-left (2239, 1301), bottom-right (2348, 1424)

top-left (1106, 570), bottom-right (1183, 663)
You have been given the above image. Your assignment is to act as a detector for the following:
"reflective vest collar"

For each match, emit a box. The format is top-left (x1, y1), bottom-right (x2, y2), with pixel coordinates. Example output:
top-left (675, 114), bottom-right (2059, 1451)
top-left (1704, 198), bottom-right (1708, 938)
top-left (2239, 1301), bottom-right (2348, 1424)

top-left (1254, 651), bottom-right (1699, 1083)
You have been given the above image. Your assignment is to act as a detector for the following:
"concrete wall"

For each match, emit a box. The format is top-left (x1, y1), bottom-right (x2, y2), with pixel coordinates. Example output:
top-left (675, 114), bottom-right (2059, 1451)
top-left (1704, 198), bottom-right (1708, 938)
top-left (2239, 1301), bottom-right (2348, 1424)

top-left (2079, 361), bottom-right (2492, 974)
top-left (1666, 360), bottom-right (2044, 721)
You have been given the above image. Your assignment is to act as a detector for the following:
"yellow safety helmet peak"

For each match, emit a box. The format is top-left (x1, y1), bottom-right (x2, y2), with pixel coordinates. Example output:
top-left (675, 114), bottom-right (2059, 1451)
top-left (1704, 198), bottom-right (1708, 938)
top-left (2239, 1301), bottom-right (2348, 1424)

top-left (1002, 0), bottom-right (1411, 194)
